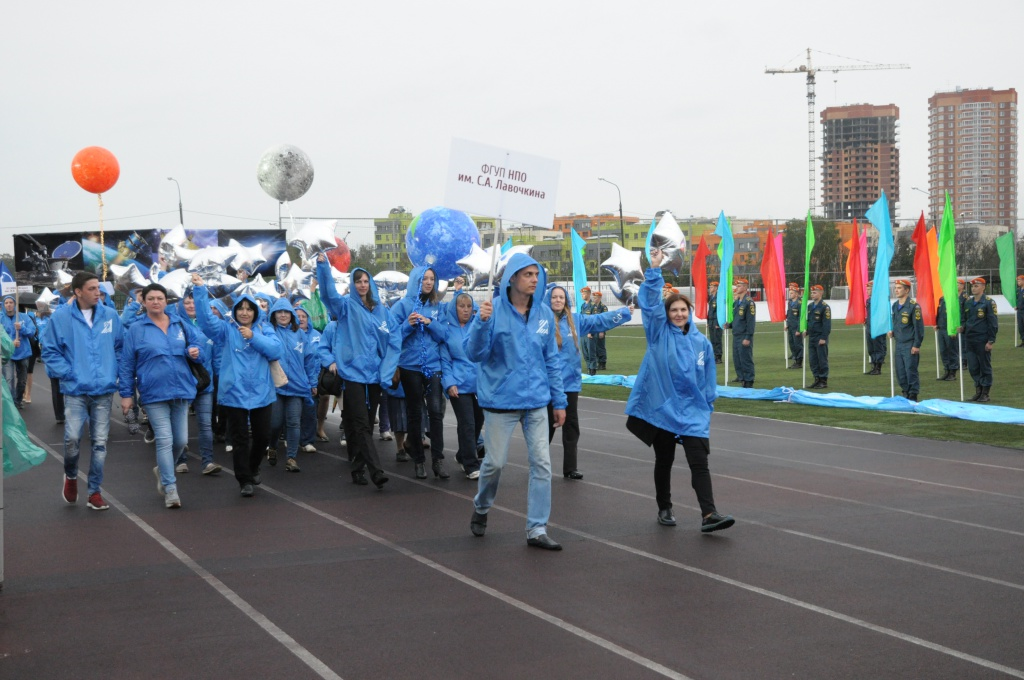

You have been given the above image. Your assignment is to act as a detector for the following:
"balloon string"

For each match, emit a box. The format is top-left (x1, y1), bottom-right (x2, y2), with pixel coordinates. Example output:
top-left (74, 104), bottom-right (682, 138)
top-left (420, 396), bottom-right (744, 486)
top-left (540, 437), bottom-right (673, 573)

top-left (98, 193), bottom-right (108, 281)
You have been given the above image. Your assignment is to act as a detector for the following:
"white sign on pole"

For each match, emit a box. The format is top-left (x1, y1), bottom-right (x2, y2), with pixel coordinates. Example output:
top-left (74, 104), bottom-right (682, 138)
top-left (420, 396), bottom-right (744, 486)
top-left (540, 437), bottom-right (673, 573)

top-left (444, 138), bottom-right (560, 229)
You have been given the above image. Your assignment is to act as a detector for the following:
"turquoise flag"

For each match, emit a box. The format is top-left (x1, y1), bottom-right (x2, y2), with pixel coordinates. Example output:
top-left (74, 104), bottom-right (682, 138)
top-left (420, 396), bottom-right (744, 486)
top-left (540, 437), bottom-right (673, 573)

top-left (501, 237), bottom-right (513, 254)
top-left (713, 211), bottom-right (734, 326)
top-left (865, 191), bottom-right (894, 338)
top-left (570, 228), bottom-right (588, 311)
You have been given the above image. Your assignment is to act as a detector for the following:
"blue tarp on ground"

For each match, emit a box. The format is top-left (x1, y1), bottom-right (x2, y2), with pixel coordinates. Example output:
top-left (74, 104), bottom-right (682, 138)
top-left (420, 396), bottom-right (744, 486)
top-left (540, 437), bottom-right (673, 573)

top-left (581, 375), bottom-right (1024, 425)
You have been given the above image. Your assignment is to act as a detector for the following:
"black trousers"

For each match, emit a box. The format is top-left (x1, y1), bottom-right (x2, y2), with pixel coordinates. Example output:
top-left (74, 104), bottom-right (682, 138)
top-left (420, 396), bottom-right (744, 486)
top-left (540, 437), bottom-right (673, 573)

top-left (652, 428), bottom-right (716, 516)
top-left (401, 371), bottom-right (445, 464)
top-left (450, 392), bottom-right (483, 472)
top-left (733, 335), bottom-right (755, 382)
top-left (547, 392), bottom-right (580, 474)
top-left (342, 381), bottom-right (384, 475)
top-left (808, 337), bottom-right (828, 379)
top-left (51, 377), bottom-right (65, 421)
top-left (221, 403), bottom-right (272, 487)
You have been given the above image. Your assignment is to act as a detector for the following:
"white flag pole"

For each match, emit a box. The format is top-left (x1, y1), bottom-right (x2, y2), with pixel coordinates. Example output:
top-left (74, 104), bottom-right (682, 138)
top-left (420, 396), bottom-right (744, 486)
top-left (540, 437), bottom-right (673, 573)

top-left (958, 333), bottom-right (965, 401)
top-left (888, 335), bottom-right (895, 397)
top-left (934, 328), bottom-right (941, 379)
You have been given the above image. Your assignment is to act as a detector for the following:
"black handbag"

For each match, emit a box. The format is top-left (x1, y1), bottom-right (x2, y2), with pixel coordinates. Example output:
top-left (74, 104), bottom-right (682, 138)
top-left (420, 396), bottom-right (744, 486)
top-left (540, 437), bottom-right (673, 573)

top-left (625, 415), bottom-right (657, 447)
top-left (179, 321), bottom-right (211, 394)
top-left (318, 367), bottom-right (343, 396)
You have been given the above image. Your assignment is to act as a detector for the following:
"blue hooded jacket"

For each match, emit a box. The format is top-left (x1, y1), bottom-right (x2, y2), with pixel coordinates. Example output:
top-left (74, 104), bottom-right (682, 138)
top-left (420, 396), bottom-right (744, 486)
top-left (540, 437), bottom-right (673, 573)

top-left (544, 285), bottom-right (632, 393)
top-left (39, 300), bottom-right (123, 396)
top-left (625, 267), bottom-right (717, 438)
top-left (1, 297), bottom-right (36, 361)
top-left (465, 253), bottom-right (566, 410)
top-left (193, 286), bottom-right (282, 410)
top-left (390, 266), bottom-right (446, 376)
top-left (267, 297), bottom-right (319, 402)
top-left (118, 309), bottom-right (206, 405)
top-left (120, 298), bottom-right (145, 329)
top-left (316, 261), bottom-right (400, 388)
top-left (440, 292), bottom-right (479, 395)
top-left (174, 298), bottom-right (215, 395)
top-left (207, 298), bottom-right (231, 374)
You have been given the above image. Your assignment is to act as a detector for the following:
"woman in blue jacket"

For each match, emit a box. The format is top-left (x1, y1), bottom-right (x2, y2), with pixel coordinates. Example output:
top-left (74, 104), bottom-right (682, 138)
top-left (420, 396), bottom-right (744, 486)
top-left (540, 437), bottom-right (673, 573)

top-left (316, 256), bottom-right (400, 489)
top-left (625, 249), bottom-right (734, 532)
top-left (390, 266), bottom-right (449, 480)
top-left (173, 294), bottom-right (221, 476)
top-left (191, 274), bottom-right (283, 497)
top-left (266, 297), bottom-right (319, 472)
top-left (1, 295), bottom-right (36, 409)
top-left (545, 285), bottom-right (632, 480)
top-left (293, 306), bottom-right (323, 453)
top-left (440, 292), bottom-right (482, 479)
top-left (118, 283), bottom-right (205, 509)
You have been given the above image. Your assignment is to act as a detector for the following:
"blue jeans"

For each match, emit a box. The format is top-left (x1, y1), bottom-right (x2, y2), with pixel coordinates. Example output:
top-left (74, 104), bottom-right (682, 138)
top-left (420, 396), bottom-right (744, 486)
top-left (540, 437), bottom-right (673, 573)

top-left (3, 358), bottom-right (28, 405)
top-left (186, 391), bottom-right (215, 466)
top-left (474, 407), bottom-right (552, 538)
top-left (300, 396), bottom-right (317, 447)
top-left (63, 393), bottom-right (113, 495)
top-left (147, 399), bottom-right (190, 494)
top-left (271, 395), bottom-right (303, 459)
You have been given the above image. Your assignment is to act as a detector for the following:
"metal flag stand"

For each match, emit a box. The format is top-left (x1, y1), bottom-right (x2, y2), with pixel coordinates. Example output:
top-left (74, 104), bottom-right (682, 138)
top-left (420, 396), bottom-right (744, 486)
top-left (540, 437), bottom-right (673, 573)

top-left (957, 334), bottom-right (965, 402)
top-left (934, 327), bottom-right (941, 379)
top-left (723, 328), bottom-right (730, 387)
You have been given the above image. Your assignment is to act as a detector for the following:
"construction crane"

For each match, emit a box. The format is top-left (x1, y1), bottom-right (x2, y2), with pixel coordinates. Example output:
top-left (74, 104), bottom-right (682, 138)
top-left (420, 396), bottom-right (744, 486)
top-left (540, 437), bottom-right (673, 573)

top-left (766, 48), bottom-right (910, 215)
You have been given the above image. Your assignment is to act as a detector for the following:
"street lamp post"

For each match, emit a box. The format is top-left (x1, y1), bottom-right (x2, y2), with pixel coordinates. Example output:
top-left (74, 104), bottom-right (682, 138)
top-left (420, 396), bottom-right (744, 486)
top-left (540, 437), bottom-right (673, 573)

top-left (167, 177), bottom-right (183, 226)
top-left (598, 178), bottom-right (625, 245)
top-left (911, 186), bottom-right (935, 226)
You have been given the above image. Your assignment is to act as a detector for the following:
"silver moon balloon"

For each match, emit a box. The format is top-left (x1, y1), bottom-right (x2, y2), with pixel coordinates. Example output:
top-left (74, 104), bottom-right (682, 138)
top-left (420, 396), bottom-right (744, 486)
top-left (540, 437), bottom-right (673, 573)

top-left (256, 144), bottom-right (314, 203)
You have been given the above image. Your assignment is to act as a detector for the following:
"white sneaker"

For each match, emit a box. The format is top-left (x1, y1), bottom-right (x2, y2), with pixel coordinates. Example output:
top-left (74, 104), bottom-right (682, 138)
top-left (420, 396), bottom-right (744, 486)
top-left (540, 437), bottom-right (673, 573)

top-left (380, 430), bottom-right (394, 441)
top-left (225, 445), bottom-right (234, 453)
top-left (165, 487), bottom-right (181, 509)
top-left (175, 462), bottom-right (189, 474)
top-left (339, 438), bottom-right (347, 446)
top-left (301, 444), bottom-right (316, 453)
top-left (202, 462), bottom-right (222, 475)
top-left (467, 470), bottom-right (480, 480)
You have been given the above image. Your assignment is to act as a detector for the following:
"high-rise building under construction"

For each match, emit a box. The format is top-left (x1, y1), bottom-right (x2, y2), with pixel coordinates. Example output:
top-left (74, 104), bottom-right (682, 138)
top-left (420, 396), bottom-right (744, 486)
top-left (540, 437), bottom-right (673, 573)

top-left (821, 104), bottom-right (900, 222)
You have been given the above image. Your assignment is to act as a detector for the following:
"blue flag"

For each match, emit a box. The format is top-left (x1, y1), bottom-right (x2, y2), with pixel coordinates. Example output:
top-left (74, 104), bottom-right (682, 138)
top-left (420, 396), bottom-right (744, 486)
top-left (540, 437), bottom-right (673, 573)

top-left (570, 228), bottom-right (589, 311)
top-left (643, 217), bottom-right (656, 261)
top-left (500, 237), bottom-right (513, 254)
top-left (713, 211), bottom-right (734, 327)
top-left (0, 262), bottom-right (17, 297)
top-left (865, 191), bottom-right (893, 338)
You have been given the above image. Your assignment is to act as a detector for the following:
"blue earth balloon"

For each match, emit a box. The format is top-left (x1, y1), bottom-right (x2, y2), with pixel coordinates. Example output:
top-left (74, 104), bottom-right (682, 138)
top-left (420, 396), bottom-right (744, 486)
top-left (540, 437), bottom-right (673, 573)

top-left (405, 207), bottom-right (480, 279)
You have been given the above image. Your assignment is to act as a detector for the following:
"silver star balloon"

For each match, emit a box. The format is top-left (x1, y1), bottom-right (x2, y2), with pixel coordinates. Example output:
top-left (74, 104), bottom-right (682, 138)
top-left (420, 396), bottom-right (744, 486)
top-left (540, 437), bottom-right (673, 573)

top-left (160, 225), bottom-right (198, 269)
top-left (456, 244), bottom-right (534, 290)
top-left (275, 251), bottom-right (293, 280)
top-left (36, 287), bottom-right (59, 312)
top-left (250, 274), bottom-right (281, 299)
top-left (256, 144), bottom-right (315, 203)
top-left (289, 220), bottom-right (338, 262)
top-left (601, 243), bottom-right (644, 305)
top-left (648, 211), bottom-right (686, 276)
top-left (204, 272), bottom-right (243, 300)
top-left (226, 239), bottom-right (267, 276)
top-left (54, 269), bottom-right (74, 297)
top-left (149, 262), bottom-right (163, 281)
top-left (159, 268), bottom-right (193, 302)
top-left (276, 264), bottom-right (313, 301)
top-left (187, 247), bottom-right (237, 276)
top-left (109, 263), bottom-right (150, 296)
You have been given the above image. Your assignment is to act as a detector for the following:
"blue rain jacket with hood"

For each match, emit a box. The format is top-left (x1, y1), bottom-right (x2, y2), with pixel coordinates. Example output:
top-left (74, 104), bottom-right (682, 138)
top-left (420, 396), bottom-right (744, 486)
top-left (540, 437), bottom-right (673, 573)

top-left (174, 298), bottom-right (215, 395)
top-left (1, 297), bottom-right (36, 361)
top-left (208, 298), bottom-right (231, 374)
top-left (465, 253), bottom-right (566, 411)
top-left (193, 286), bottom-right (282, 410)
top-left (39, 298), bottom-right (123, 396)
top-left (120, 298), bottom-right (145, 329)
top-left (440, 292), bottom-right (479, 395)
top-left (315, 260), bottom-right (400, 388)
top-left (118, 308), bottom-right (206, 405)
top-left (625, 267), bottom-right (717, 439)
top-left (267, 297), bottom-right (319, 402)
top-left (544, 285), bottom-right (632, 393)
top-left (390, 265), bottom-right (446, 376)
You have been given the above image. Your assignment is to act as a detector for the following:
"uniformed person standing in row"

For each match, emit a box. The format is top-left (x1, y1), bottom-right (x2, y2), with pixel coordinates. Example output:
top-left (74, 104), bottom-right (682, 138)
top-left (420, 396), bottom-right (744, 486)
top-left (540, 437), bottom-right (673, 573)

top-left (864, 281), bottom-right (887, 375)
top-left (707, 281), bottom-right (722, 364)
top-left (959, 277), bottom-right (998, 402)
top-left (1016, 274), bottom-right (1024, 348)
top-left (785, 283), bottom-right (803, 369)
top-left (935, 294), bottom-right (958, 381)
top-left (726, 277), bottom-right (756, 388)
top-left (957, 278), bottom-right (968, 368)
top-left (889, 279), bottom-right (924, 402)
top-left (579, 286), bottom-right (593, 370)
top-left (806, 284), bottom-right (831, 389)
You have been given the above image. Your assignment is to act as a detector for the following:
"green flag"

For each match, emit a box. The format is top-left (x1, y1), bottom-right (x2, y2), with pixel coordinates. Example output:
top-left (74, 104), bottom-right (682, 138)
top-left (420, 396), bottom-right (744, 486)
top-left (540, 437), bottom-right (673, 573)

top-left (936, 192), bottom-right (960, 334)
top-left (995, 231), bottom-right (1017, 309)
top-left (799, 213), bottom-right (815, 333)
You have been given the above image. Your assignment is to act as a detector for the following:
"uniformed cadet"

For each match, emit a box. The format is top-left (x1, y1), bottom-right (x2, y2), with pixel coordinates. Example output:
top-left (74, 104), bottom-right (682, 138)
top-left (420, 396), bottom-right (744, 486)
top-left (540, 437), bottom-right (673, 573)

top-left (588, 291), bottom-right (609, 371)
top-left (785, 283), bottom-right (803, 368)
top-left (579, 287), bottom-right (593, 368)
top-left (707, 281), bottom-right (722, 363)
top-left (888, 279), bottom-right (924, 401)
top-left (958, 277), bottom-right (998, 402)
top-left (806, 284), bottom-right (831, 389)
top-left (725, 277), bottom-right (756, 388)
top-left (1016, 274), bottom-right (1024, 348)
top-left (864, 281), bottom-right (887, 375)
top-left (935, 295), bottom-right (958, 381)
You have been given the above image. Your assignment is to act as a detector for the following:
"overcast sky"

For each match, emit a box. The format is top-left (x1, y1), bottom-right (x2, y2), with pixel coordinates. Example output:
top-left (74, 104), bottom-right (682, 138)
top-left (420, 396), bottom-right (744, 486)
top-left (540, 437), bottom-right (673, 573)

top-left (3, 0), bottom-right (1021, 256)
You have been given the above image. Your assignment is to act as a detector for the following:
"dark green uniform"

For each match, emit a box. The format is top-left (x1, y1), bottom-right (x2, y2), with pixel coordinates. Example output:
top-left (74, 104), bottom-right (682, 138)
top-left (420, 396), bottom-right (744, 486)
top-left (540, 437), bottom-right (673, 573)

top-left (865, 298), bottom-right (887, 374)
top-left (806, 299), bottom-right (831, 384)
top-left (707, 295), bottom-right (722, 362)
top-left (786, 298), bottom-right (803, 366)
top-left (580, 299), bottom-right (594, 367)
top-left (961, 295), bottom-right (998, 399)
top-left (891, 298), bottom-right (924, 399)
top-left (729, 295), bottom-right (756, 386)
top-left (936, 297), bottom-right (959, 378)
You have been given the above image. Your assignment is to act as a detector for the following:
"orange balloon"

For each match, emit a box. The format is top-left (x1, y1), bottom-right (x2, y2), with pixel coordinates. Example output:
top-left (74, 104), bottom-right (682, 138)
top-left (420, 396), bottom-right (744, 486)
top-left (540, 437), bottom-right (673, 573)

top-left (71, 146), bottom-right (120, 194)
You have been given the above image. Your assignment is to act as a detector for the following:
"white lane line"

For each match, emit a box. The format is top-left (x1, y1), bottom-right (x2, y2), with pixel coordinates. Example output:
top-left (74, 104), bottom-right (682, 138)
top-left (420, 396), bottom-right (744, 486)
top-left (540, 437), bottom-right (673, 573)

top-left (32, 436), bottom-right (344, 680)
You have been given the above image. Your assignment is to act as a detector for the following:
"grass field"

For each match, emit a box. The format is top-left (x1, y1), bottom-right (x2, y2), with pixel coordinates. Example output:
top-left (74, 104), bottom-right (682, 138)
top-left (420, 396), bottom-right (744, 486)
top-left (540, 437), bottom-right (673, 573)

top-left (581, 317), bottom-right (1024, 449)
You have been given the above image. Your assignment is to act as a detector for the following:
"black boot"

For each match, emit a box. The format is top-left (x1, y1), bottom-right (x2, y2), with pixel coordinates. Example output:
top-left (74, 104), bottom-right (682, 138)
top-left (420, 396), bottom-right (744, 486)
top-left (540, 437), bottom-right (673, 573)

top-left (968, 385), bottom-right (982, 402)
top-left (938, 369), bottom-right (950, 381)
top-left (818, 379), bottom-right (827, 390)
top-left (977, 386), bottom-right (991, 403)
top-left (908, 393), bottom-right (918, 402)
top-left (944, 369), bottom-right (957, 382)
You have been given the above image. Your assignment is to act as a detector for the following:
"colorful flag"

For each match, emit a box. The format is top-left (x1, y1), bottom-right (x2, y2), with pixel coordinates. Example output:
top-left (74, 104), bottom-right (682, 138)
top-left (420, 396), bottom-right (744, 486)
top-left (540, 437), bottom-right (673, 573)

top-left (0, 262), bottom-right (16, 297)
top-left (713, 211), bottom-right (734, 327)
top-left (911, 213), bottom-right (937, 326)
top-left (500, 237), bottom-right (513, 254)
top-left (844, 220), bottom-right (866, 325)
top-left (926, 227), bottom-right (943, 314)
top-left (936, 192), bottom-right (960, 334)
top-left (570, 228), bottom-right (588, 311)
top-left (693, 234), bottom-right (711, 320)
top-left (799, 213), bottom-right (815, 332)
top-left (996, 231), bottom-right (1017, 309)
top-left (866, 191), bottom-right (894, 338)
top-left (760, 229), bottom-right (786, 322)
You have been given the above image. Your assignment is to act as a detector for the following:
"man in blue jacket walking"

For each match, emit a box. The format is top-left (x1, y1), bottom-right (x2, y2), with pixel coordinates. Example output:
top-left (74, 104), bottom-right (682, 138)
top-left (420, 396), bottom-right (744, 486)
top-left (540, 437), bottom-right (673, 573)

top-left (466, 254), bottom-right (567, 550)
top-left (2, 295), bottom-right (36, 408)
top-left (40, 272), bottom-right (123, 511)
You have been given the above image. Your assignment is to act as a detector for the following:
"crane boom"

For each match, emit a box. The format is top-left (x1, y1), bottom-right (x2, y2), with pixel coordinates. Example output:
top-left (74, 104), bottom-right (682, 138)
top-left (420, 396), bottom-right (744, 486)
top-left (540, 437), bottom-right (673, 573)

top-left (765, 48), bottom-right (910, 215)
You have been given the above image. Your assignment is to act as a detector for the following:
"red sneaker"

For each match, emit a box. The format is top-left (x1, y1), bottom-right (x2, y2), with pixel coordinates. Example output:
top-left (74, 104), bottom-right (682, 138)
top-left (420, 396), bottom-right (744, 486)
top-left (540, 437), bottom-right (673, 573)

top-left (87, 492), bottom-right (109, 511)
top-left (62, 477), bottom-right (78, 504)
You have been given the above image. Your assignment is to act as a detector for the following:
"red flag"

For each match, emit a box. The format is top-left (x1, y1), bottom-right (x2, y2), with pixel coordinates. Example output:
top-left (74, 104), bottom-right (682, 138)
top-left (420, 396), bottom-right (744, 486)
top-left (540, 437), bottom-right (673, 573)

top-left (911, 213), bottom-right (937, 326)
top-left (845, 220), bottom-right (866, 324)
top-left (693, 234), bottom-right (710, 319)
top-left (759, 230), bottom-right (786, 321)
